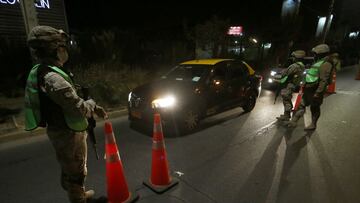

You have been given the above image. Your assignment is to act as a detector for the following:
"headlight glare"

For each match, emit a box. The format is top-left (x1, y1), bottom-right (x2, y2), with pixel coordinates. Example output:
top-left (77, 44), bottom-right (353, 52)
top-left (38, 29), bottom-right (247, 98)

top-left (270, 71), bottom-right (277, 76)
top-left (152, 96), bottom-right (176, 108)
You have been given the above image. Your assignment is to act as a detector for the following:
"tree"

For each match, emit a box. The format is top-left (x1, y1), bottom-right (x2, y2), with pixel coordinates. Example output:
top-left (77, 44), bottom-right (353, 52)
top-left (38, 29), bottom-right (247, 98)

top-left (184, 16), bottom-right (230, 58)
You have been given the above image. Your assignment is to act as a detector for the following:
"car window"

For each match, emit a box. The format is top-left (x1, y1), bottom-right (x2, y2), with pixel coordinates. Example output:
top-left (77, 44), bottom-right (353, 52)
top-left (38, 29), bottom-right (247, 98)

top-left (212, 63), bottom-right (227, 79)
top-left (163, 64), bottom-right (209, 82)
top-left (227, 61), bottom-right (248, 80)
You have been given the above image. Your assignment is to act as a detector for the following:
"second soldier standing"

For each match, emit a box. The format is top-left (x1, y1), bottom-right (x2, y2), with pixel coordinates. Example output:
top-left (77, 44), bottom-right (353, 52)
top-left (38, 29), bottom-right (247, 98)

top-left (276, 50), bottom-right (306, 121)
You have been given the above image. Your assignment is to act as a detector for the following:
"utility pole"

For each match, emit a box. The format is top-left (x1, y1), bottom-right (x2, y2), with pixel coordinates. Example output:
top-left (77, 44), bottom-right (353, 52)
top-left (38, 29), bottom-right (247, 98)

top-left (20, 0), bottom-right (38, 35)
top-left (321, 0), bottom-right (335, 43)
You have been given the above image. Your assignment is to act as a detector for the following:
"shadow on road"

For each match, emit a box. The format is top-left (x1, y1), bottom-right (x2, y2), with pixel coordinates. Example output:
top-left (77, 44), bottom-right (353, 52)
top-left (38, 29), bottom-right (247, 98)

top-left (307, 131), bottom-right (348, 203)
top-left (275, 129), bottom-right (313, 203)
top-left (237, 125), bottom-right (292, 202)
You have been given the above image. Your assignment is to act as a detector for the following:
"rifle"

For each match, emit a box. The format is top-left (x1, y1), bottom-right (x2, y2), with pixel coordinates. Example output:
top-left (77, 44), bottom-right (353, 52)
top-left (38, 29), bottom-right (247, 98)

top-left (81, 86), bottom-right (99, 160)
top-left (273, 76), bottom-right (288, 104)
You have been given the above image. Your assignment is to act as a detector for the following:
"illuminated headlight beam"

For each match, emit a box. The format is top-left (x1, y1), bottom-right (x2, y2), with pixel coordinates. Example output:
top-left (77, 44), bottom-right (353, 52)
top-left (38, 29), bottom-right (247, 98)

top-left (152, 96), bottom-right (176, 108)
top-left (270, 71), bottom-right (277, 76)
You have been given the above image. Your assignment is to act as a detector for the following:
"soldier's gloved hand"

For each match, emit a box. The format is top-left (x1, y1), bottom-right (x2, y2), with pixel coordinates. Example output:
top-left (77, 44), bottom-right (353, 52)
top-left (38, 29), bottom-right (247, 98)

top-left (94, 105), bottom-right (108, 119)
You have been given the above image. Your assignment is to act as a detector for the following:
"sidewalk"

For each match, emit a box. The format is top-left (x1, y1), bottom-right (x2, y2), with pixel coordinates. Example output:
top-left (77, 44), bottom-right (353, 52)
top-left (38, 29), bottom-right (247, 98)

top-left (0, 107), bottom-right (128, 143)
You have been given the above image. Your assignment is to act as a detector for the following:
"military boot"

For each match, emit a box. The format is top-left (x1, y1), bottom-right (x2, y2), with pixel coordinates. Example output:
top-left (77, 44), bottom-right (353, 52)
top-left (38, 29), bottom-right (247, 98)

top-left (304, 117), bottom-right (318, 131)
top-left (276, 111), bottom-right (291, 121)
top-left (85, 190), bottom-right (95, 199)
top-left (304, 123), bottom-right (316, 131)
top-left (283, 113), bottom-right (301, 128)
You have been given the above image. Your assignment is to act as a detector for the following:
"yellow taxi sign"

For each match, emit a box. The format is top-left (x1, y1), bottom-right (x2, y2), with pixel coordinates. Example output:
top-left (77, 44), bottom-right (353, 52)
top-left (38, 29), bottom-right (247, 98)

top-left (181, 59), bottom-right (233, 65)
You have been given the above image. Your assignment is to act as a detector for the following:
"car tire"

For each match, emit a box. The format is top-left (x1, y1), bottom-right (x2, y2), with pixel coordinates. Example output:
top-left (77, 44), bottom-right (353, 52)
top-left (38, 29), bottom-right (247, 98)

top-left (242, 90), bottom-right (257, 112)
top-left (177, 108), bottom-right (201, 134)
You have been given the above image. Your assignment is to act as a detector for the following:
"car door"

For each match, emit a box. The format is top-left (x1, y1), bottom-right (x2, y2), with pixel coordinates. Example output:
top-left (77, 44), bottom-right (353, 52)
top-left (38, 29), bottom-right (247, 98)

top-left (226, 61), bottom-right (249, 105)
top-left (203, 62), bottom-right (231, 115)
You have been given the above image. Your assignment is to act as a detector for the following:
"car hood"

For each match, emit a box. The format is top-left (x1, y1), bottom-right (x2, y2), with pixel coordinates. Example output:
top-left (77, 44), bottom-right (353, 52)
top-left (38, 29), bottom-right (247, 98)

top-left (132, 78), bottom-right (199, 101)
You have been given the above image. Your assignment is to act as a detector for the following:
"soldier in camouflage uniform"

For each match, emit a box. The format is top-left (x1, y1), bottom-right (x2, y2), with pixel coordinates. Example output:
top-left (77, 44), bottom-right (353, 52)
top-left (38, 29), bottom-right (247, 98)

top-left (24, 26), bottom-right (107, 203)
top-left (276, 50), bottom-right (306, 121)
top-left (285, 44), bottom-right (336, 130)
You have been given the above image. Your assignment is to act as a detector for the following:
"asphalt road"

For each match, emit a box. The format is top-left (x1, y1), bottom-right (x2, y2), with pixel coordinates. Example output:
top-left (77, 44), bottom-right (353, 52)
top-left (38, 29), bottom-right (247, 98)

top-left (1, 65), bottom-right (360, 203)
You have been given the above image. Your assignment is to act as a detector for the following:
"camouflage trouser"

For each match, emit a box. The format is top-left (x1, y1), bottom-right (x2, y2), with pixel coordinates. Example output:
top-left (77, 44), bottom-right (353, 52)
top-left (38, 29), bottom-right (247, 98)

top-left (47, 127), bottom-right (88, 203)
top-left (292, 85), bottom-right (323, 123)
top-left (281, 83), bottom-right (296, 113)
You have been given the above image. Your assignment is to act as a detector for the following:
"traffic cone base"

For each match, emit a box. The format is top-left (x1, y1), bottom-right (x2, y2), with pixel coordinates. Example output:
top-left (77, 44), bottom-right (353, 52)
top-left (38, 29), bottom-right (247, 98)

top-left (109, 191), bottom-right (139, 203)
top-left (143, 177), bottom-right (179, 194)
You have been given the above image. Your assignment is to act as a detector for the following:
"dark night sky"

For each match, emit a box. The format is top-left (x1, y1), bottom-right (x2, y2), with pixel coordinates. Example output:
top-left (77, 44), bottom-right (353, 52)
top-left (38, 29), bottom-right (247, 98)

top-left (64, 1), bottom-right (285, 30)
top-left (63, 0), bottom-right (335, 40)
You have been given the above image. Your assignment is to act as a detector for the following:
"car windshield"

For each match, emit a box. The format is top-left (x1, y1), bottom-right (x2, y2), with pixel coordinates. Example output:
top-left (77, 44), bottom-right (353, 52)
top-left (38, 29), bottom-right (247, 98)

top-left (162, 64), bottom-right (209, 82)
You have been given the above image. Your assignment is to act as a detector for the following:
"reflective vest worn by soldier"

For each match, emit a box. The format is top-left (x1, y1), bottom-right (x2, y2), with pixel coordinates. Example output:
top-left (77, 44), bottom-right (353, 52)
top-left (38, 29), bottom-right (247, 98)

top-left (280, 61), bottom-right (305, 86)
top-left (25, 64), bottom-right (88, 131)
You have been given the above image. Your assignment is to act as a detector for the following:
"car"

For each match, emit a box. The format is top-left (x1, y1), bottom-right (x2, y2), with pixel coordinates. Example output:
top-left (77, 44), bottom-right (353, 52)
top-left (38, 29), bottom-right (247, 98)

top-left (127, 59), bottom-right (262, 134)
top-left (264, 56), bottom-right (315, 89)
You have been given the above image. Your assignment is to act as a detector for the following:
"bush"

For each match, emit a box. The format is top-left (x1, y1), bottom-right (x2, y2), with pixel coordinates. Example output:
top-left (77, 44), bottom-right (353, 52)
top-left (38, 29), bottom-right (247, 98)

top-left (72, 62), bottom-right (152, 108)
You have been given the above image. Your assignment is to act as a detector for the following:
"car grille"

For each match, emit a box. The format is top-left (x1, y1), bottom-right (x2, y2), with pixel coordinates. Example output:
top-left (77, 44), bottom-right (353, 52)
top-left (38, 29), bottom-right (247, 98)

top-left (129, 93), bottom-right (147, 109)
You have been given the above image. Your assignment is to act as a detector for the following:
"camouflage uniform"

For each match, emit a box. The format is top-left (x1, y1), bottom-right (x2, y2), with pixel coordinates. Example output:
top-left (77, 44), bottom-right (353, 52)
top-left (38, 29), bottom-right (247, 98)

top-left (41, 71), bottom-right (98, 203)
top-left (286, 44), bottom-right (335, 130)
top-left (26, 26), bottom-right (107, 203)
top-left (277, 50), bottom-right (305, 121)
top-left (280, 63), bottom-right (304, 114)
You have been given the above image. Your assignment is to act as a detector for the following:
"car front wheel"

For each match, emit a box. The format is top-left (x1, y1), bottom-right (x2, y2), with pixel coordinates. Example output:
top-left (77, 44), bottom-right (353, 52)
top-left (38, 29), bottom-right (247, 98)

top-left (177, 108), bottom-right (200, 134)
top-left (242, 91), bottom-right (257, 112)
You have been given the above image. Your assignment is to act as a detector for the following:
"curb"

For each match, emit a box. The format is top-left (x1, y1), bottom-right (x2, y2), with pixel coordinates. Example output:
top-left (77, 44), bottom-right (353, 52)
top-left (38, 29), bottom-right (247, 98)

top-left (0, 108), bottom-right (129, 144)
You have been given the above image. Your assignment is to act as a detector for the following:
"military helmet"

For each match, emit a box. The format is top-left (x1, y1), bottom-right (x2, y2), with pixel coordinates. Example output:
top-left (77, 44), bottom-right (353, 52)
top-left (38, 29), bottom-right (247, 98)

top-left (291, 50), bottom-right (306, 59)
top-left (27, 25), bottom-right (69, 50)
top-left (312, 44), bottom-right (330, 54)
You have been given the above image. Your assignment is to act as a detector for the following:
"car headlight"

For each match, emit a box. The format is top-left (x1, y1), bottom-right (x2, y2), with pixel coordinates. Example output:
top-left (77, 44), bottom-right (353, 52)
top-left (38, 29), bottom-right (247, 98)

top-left (270, 71), bottom-right (277, 76)
top-left (128, 92), bottom-right (132, 102)
top-left (152, 96), bottom-right (176, 108)
top-left (268, 78), bottom-right (274, 83)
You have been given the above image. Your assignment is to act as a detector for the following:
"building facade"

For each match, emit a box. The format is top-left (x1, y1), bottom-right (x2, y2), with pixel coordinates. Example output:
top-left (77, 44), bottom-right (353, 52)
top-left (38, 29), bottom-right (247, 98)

top-left (0, 0), bottom-right (68, 45)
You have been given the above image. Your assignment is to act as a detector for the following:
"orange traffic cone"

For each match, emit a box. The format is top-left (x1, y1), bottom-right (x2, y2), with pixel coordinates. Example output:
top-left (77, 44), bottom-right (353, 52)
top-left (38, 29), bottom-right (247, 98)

top-left (104, 122), bottom-right (139, 203)
top-left (326, 71), bottom-right (336, 94)
top-left (292, 86), bottom-right (303, 111)
top-left (356, 68), bottom-right (360, 80)
top-left (143, 113), bottom-right (179, 194)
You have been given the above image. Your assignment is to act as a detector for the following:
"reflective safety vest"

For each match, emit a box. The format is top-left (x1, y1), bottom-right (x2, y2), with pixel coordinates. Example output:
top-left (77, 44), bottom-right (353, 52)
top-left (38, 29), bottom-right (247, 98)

top-left (24, 64), bottom-right (88, 131)
top-left (280, 61), bottom-right (305, 84)
top-left (305, 59), bottom-right (325, 84)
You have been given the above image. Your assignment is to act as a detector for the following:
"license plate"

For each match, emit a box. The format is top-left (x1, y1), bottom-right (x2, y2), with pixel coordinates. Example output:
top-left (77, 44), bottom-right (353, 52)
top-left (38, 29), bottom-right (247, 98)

top-left (131, 110), bottom-right (142, 119)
